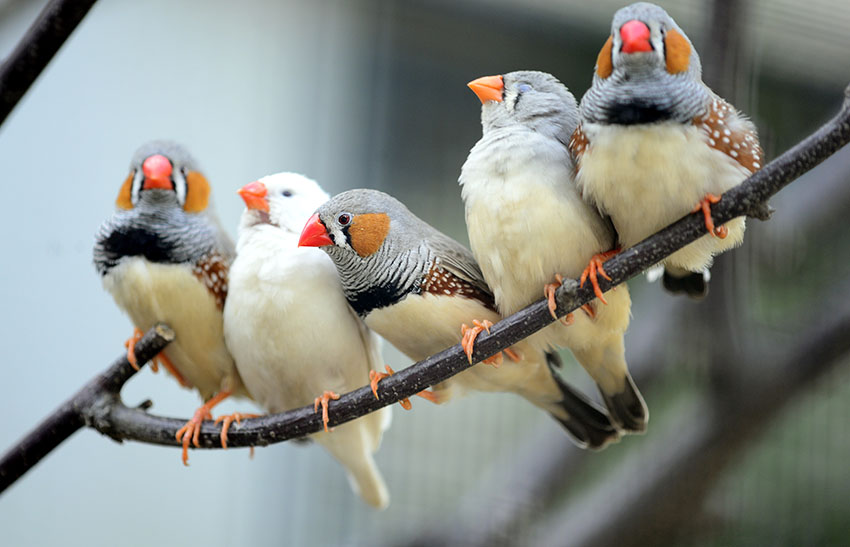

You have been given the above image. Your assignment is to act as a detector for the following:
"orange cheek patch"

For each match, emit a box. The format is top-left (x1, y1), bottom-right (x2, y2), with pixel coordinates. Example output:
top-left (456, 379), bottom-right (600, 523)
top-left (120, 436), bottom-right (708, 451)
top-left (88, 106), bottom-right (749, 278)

top-left (116, 173), bottom-right (134, 209)
top-left (665, 29), bottom-right (691, 74)
top-left (183, 171), bottom-right (210, 213)
top-left (596, 36), bottom-right (614, 78)
top-left (349, 213), bottom-right (390, 257)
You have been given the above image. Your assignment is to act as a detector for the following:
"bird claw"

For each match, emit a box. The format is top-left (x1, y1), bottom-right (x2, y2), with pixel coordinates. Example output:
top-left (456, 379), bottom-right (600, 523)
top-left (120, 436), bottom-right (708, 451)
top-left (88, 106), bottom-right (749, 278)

top-left (579, 248), bottom-right (619, 304)
top-left (461, 319), bottom-right (505, 367)
top-left (692, 193), bottom-right (728, 239)
top-left (369, 365), bottom-right (428, 410)
top-left (214, 412), bottom-right (260, 449)
top-left (543, 274), bottom-right (566, 320)
top-left (124, 328), bottom-right (190, 387)
top-left (313, 390), bottom-right (340, 432)
top-left (174, 390), bottom-right (232, 465)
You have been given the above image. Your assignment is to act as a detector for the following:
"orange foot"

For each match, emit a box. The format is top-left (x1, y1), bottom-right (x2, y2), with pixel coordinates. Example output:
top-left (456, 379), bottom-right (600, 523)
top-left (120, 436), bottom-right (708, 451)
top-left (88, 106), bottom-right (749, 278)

top-left (369, 365), bottom-right (438, 410)
top-left (214, 412), bottom-right (260, 449)
top-left (580, 248), bottom-right (620, 304)
top-left (460, 320), bottom-right (519, 366)
top-left (124, 328), bottom-right (190, 387)
top-left (692, 193), bottom-right (728, 239)
top-left (175, 390), bottom-right (232, 466)
top-left (314, 391), bottom-right (340, 432)
top-left (543, 274), bottom-right (575, 325)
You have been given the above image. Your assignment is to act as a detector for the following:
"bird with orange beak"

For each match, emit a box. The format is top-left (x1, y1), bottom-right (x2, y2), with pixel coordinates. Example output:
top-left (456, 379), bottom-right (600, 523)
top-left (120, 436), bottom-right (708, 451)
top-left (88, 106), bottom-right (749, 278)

top-left (572, 2), bottom-right (763, 298)
top-left (299, 188), bottom-right (623, 450)
top-left (460, 70), bottom-right (646, 434)
top-left (93, 140), bottom-right (249, 465)
top-left (224, 173), bottom-right (393, 508)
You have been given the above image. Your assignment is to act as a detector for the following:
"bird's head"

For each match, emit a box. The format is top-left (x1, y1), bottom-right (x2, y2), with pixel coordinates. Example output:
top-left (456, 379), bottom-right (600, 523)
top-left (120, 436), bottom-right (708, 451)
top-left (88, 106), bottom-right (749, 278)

top-left (467, 70), bottom-right (579, 141)
top-left (596, 2), bottom-right (701, 83)
top-left (237, 172), bottom-right (329, 236)
top-left (115, 140), bottom-right (210, 214)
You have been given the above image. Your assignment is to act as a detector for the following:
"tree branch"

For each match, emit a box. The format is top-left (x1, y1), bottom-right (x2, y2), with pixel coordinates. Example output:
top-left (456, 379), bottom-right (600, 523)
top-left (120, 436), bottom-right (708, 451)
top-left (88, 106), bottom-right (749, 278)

top-left (0, 0), bottom-right (98, 126)
top-left (0, 324), bottom-right (173, 494)
top-left (1, 84), bottom-right (849, 494)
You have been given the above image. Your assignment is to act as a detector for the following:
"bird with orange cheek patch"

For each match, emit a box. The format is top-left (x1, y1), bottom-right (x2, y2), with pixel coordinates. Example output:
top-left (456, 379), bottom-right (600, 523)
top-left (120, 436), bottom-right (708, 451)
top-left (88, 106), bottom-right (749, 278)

top-left (224, 173), bottom-right (392, 509)
top-left (299, 189), bottom-right (622, 450)
top-left (93, 141), bottom-right (250, 465)
top-left (572, 2), bottom-right (763, 298)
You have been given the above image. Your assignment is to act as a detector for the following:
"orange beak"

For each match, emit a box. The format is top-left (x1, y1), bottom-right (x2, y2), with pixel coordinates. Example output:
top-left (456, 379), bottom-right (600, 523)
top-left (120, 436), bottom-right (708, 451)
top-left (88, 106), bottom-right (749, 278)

top-left (298, 213), bottom-right (333, 247)
top-left (467, 75), bottom-right (504, 104)
top-left (620, 20), bottom-right (652, 53)
top-left (238, 181), bottom-right (270, 212)
top-left (141, 154), bottom-right (173, 190)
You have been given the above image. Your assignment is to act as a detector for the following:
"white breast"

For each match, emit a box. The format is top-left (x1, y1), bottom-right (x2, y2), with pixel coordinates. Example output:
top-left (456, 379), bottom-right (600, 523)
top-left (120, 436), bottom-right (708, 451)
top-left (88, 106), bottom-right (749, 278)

top-left (576, 122), bottom-right (748, 272)
top-left (103, 257), bottom-right (239, 400)
top-left (461, 131), bottom-right (612, 317)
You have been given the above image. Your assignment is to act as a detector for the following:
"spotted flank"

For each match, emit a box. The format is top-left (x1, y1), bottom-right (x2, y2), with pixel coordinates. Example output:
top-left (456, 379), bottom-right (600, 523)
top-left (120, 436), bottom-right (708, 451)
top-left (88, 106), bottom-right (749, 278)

top-left (569, 124), bottom-right (590, 163)
top-left (192, 252), bottom-right (230, 309)
top-left (422, 263), bottom-right (496, 312)
top-left (693, 98), bottom-right (764, 174)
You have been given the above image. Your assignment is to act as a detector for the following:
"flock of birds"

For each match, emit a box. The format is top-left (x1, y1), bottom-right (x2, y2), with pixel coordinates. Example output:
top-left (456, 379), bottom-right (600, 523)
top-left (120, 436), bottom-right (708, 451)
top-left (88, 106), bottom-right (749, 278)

top-left (92, 2), bottom-right (762, 509)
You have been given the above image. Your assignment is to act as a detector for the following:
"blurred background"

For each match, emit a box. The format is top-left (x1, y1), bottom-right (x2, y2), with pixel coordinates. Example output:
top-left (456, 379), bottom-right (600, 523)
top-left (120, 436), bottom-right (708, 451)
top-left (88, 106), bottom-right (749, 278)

top-left (1, 0), bottom-right (849, 545)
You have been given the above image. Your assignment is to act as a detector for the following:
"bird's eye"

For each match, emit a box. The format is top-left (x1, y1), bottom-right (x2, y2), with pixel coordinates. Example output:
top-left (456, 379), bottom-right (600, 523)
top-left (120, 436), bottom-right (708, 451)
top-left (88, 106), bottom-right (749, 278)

top-left (337, 213), bottom-right (352, 226)
top-left (517, 83), bottom-right (532, 93)
top-left (282, 190), bottom-right (293, 197)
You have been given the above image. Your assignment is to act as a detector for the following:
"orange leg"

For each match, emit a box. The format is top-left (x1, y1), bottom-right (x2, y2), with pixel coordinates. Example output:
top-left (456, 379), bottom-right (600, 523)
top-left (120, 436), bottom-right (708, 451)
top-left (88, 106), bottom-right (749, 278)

top-left (369, 365), bottom-right (438, 410)
top-left (151, 351), bottom-right (190, 388)
top-left (579, 248), bottom-right (620, 304)
top-left (692, 193), bottom-right (728, 239)
top-left (543, 274), bottom-right (575, 325)
top-left (214, 412), bottom-right (260, 449)
top-left (581, 303), bottom-right (596, 319)
top-left (124, 328), bottom-right (190, 387)
top-left (175, 390), bottom-right (232, 466)
top-left (314, 391), bottom-right (340, 432)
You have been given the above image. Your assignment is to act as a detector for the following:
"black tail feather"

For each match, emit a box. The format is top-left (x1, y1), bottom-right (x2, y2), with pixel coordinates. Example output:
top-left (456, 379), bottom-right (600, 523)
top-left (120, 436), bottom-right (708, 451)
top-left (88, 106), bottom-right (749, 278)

top-left (662, 269), bottom-right (708, 300)
top-left (545, 352), bottom-right (620, 450)
top-left (599, 373), bottom-right (648, 433)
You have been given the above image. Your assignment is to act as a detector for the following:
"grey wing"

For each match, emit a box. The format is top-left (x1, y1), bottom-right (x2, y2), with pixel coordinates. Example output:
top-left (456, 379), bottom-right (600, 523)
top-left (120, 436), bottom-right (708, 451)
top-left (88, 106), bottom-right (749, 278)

top-left (425, 231), bottom-right (493, 296)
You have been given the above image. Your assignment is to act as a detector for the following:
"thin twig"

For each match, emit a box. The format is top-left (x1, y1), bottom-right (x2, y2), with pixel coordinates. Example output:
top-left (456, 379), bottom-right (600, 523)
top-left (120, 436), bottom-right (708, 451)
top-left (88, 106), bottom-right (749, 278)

top-left (0, 0), bottom-right (98, 126)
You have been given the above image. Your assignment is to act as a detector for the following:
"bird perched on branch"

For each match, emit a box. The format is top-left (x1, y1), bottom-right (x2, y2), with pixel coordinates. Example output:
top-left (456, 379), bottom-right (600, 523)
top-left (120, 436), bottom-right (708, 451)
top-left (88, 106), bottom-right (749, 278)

top-left (572, 2), bottom-right (763, 298)
top-left (93, 140), bottom-right (248, 464)
top-left (224, 173), bottom-right (392, 509)
top-left (460, 70), bottom-right (646, 433)
top-left (299, 189), bottom-right (621, 450)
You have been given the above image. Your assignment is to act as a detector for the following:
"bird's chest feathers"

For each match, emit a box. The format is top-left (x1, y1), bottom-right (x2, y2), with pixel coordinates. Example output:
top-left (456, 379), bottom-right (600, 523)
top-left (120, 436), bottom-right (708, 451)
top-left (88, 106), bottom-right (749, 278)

top-left (365, 292), bottom-right (498, 361)
top-left (576, 123), bottom-right (748, 246)
top-left (463, 146), bottom-right (609, 314)
top-left (103, 257), bottom-right (221, 327)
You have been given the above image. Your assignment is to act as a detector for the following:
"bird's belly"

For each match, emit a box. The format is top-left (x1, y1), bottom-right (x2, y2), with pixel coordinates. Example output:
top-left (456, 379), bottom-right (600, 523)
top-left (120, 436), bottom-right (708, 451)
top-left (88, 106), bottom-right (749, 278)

top-left (103, 257), bottom-right (238, 399)
top-left (577, 123), bottom-right (748, 269)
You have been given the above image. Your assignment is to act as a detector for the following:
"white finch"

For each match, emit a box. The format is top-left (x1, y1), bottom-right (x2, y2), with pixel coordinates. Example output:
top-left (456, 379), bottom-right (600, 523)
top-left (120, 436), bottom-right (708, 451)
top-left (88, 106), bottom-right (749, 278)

top-left (224, 173), bottom-right (392, 509)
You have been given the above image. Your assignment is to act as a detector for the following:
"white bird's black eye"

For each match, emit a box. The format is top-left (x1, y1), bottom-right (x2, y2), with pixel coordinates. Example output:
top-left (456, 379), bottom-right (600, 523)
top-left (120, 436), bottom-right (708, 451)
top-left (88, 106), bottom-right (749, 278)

top-left (517, 83), bottom-right (532, 93)
top-left (337, 213), bottom-right (352, 226)
top-left (282, 189), bottom-right (293, 197)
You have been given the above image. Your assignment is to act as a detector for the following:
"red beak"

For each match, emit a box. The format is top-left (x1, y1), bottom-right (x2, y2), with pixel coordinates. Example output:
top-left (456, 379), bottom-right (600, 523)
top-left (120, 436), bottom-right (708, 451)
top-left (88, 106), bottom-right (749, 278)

top-left (620, 20), bottom-right (652, 53)
top-left (141, 154), bottom-right (173, 190)
top-left (298, 213), bottom-right (333, 247)
top-left (237, 181), bottom-right (270, 212)
top-left (467, 75), bottom-right (504, 104)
